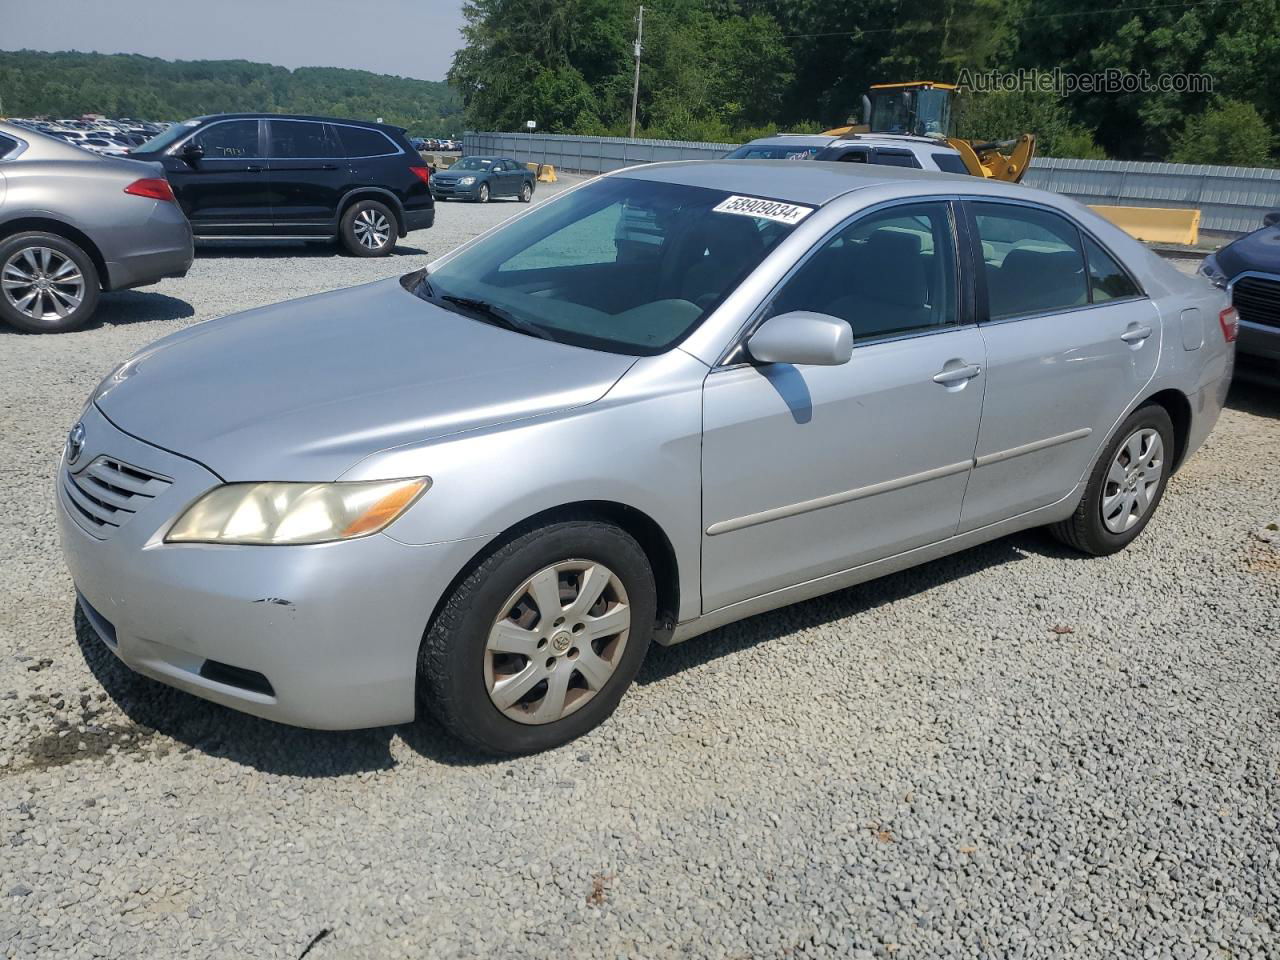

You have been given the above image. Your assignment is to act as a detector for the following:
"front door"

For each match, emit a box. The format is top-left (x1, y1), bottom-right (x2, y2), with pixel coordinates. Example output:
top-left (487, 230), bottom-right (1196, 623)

top-left (266, 119), bottom-right (347, 234)
top-left (164, 119), bottom-right (270, 232)
top-left (700, 200), bottom-right (987, 611)
top-left (959, 200), bottom-right (1161, 531)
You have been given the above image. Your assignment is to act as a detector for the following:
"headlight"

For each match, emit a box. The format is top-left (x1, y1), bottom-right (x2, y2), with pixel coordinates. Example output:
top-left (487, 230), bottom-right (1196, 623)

top-left (1198, 254), bottom-right (1229, 289)
top-left (166, 478), bottom-right (430, 545)
top-left (457, 176), bottom-right (476, 186)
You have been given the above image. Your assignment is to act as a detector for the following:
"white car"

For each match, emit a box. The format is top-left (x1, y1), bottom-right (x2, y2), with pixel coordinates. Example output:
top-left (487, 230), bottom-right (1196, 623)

top-left (725, 133), bottom-right (972, 175)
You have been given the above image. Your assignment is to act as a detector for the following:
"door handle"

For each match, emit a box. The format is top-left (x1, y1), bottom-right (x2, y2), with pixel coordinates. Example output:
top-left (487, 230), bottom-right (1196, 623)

top-left (932, 363), bottom-right (982, 385)
top-left (244, 165), bottom-right (264, 173)
top-left (320, 164), bottom-right (338, 170)
top-left (1121, 324), bottom-right (1153, 344)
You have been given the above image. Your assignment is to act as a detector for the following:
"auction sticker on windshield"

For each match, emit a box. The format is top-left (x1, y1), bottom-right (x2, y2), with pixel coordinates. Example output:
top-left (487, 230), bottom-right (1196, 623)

top-left (712, 195), bottom-right (814, 225)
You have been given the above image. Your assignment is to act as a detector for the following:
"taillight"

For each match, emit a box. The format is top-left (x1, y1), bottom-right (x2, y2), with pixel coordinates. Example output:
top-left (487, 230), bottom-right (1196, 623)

top-left (1218, 306), bottom-right (1239, 342)
top-left (123, 178), bottom-right (175, 202)
top-left (408, 165), bottom-right (431, 184)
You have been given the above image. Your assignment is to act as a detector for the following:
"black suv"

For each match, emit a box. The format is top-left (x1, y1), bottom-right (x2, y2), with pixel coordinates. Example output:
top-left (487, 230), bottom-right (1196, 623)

top-left (132, 114), bottom-right (434, 256)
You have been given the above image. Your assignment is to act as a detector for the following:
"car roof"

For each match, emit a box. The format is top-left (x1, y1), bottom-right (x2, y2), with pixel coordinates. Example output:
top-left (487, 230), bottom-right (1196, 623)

top-left (186, 113), bottom-right (406, 134)
top-left (613, 158), bottom-right (1047, 208)
top-left (741, 135), bottom-right (839, 147)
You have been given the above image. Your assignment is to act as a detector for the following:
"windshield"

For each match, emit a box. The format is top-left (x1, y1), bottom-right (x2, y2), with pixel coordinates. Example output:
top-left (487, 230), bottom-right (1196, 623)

top-left (411, 177), bottom-right (801, 355)
top-left (452, 157), bottom-right (497, 171)
top-left (724, 144), bottom-right (821, 160)
top-left (135, 119), bottom-right (199, 153)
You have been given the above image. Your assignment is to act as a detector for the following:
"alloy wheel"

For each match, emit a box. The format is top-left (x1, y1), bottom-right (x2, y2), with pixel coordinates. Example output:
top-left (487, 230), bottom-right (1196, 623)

top-left (352, 209), bottom-right (392, 250)
top-left (2, 246), bottom-right (85, 321)
top-left (484, 560), bottom-right (631, 725)
top-left (1101, 428), bottom-right (1164, 533)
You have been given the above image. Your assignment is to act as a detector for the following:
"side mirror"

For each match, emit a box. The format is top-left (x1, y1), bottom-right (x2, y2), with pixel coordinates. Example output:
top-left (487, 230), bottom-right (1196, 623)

top-left (181, 142), bottom-right (204, 165)
top-left (747, 311), bottom-right (853, 367)
top-left (1264, 210), bottom-right (1280, 228)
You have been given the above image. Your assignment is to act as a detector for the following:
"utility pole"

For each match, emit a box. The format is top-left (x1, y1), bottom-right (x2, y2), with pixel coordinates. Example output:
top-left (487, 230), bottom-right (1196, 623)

top-left (629, 5), bottom-right (644, 140)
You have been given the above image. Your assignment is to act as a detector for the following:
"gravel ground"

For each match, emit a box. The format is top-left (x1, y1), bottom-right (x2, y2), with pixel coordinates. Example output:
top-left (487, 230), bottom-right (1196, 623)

top-left (2, 191), bottom-right (1279, 959)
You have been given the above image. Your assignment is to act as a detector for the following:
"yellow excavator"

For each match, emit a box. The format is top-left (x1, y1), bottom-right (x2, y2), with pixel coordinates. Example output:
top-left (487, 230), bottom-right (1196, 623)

top-left (824, 81), bottom-right (1036, 183)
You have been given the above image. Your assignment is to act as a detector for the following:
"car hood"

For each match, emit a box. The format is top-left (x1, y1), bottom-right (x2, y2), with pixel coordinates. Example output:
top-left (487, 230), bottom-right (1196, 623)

top-left (1218, 225), bottom-right (1280, 277)
top-left (433, 169), bottom-right (485, 181)
top-left (94, 278), bottom-right (636, 481)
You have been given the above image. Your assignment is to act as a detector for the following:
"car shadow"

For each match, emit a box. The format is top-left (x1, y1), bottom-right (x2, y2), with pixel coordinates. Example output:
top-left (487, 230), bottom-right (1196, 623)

top-left (0, 291), bottom-right (195, 334)
top-left (638, 529), bottom-right (1067, 686)
top-left (1226, 378), bottom-right (1279, 418)
top-left (194, 241), bottom-right (429, 259)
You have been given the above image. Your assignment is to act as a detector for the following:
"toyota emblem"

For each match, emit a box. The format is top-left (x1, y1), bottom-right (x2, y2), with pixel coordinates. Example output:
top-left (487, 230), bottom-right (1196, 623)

top-left (66, 422), bottom-right (85, 466)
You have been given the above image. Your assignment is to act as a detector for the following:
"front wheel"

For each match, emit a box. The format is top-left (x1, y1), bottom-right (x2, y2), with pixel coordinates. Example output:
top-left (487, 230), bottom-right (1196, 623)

top-left (1049, 403), bottom-right (1175, 556)
top-left (339, 200), bottom-right (396, 257)
top-left (475, 183), bottom-right (490, 204)
top-left (0, 232), bottom-right (100, 333)
top-left (419, 520), bottom-right (656, 755)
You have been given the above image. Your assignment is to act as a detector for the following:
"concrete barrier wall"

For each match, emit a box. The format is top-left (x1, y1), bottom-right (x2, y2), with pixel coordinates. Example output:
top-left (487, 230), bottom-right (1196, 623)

top-left (463, 131), bottom-right (1280, 235)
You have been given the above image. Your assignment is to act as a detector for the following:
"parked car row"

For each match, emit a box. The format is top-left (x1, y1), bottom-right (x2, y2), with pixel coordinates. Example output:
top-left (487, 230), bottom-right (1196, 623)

top-left (412, 137), bottom-right (461, 152)
top-left (8, 116), bottom-right (169, 158)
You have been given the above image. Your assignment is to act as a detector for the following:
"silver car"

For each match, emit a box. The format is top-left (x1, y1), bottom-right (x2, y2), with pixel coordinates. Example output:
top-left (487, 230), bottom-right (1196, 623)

top-left (0, 121), bottom-right (193, 333)
top-left (58, 161), bottom-right (1234, 754)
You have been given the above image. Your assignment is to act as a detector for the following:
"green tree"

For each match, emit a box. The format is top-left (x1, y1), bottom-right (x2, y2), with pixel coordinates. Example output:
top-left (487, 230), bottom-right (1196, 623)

top-left (1170, 99), bottom-right (1275, 166)
top-left (956, 90), bottom-right (1106, 159)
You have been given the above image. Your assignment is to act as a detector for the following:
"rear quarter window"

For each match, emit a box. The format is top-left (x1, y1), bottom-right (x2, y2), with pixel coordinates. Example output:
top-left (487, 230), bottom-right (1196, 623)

top-left (932, 152), bottom-right (970, 175)
top-left (0, 134), bottom-right (21, 158)
top-left (335, 125), bottom-right (399, 158)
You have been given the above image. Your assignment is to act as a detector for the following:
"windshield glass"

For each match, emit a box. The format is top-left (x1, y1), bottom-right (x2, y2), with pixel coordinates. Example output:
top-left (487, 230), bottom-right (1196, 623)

top-left (412, 177), bottom-right (801, 355)
top-left (135, 119), bottom-right (199, 153)
top-left (724, 144), bottom-right (821, 160)
top-left (452, 157), bottom-right (496, 171)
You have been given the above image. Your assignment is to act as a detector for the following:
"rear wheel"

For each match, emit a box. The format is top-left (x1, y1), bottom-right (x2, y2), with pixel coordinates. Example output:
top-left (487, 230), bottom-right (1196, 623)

top-left (1049, 403), bottom-right (1175, 556)
top-left (339, 200), bottom-right (396, 257)
top-left (519, 181), bottom-right (533, 203)
top-left (0, 232), bottom-right (99, 333)
top-left (419, 520), bottom-right (656, 755)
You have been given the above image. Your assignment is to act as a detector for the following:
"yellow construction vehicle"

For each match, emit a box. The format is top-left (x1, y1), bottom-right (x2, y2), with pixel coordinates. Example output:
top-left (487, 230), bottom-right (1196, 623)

top-left (823, 81), bottom-right (1036, 183)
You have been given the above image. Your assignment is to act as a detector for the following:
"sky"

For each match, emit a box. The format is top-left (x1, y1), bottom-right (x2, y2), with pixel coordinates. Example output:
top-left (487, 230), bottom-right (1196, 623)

top-left (0, 0), bottom-right (468, 82)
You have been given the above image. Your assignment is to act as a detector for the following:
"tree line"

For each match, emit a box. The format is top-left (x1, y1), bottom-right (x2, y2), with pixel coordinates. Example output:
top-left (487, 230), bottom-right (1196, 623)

top-left (0, 50), bottom-right (463, 136)
top-left (449, 0), bottom-right (1280, 165)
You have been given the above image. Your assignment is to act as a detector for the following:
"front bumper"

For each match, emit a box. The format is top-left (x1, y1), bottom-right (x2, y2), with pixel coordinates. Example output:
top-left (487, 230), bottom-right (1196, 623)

top-left (56, 405), bottom-right (482, 730)
top-left (431, 183), bottom-right (480, 201)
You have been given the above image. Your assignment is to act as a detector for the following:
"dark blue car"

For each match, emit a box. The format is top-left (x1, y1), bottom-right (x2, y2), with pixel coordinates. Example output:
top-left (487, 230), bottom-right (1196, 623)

top-left (430, 156), bottom-right (535, 203)
top-left (1200, 216), bottom-right (1280, 382)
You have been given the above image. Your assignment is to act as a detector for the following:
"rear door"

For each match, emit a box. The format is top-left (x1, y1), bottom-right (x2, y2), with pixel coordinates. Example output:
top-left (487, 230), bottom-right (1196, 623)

top-left (958, 200), bottom-right (1160, 531)
top-left (265, 119), bottom-right (346, 234)
top-left (164, 119), bottom-right (270, 232)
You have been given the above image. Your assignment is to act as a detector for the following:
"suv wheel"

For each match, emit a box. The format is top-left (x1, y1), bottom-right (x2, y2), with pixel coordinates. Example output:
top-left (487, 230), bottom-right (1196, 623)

top-left (340, 200), bottom-right (396, 257)
top-left (0, 232), bottom-right (100, 333)
top-left (419, 519), bottom-right (656, 755)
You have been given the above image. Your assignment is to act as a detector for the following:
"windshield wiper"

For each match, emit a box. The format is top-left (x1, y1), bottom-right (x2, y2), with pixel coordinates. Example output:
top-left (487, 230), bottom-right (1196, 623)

top-left (439, 295), bottom-right (555, 341)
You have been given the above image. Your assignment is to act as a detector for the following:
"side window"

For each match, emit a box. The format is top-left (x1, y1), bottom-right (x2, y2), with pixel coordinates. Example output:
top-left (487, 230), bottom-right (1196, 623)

top-left (971, 203), bottom-right (1088, 320)
top-left (269, 120), bottom-right (339, 159)
top-left (334, 125), bottom-right (397, 158)
top-left (192, 120), bottom-right (260, 158)
top-left (769, 201), bottom-right (958, 341)
top-left (837, 150), bottom-right (869, 163)
top-left (932, 152), bottom-right (970, 175)
top-left (1083, 235), bottom-right (1141, 301)
top-left (873, 150), bottom-right (922, 169)
top-left (0, 133), bottom-right (19, 159)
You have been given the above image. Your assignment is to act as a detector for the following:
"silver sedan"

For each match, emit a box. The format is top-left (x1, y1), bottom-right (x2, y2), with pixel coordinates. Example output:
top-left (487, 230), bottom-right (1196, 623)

top-left (57, 160), bottom-right (1234, 754)
top-left (0, 121), bottom-right (193, 333)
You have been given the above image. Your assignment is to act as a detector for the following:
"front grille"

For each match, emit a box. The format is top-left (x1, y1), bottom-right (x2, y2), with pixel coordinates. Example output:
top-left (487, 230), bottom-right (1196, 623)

top-left (63, 456), bottom-right (171, 539)
top-left (1233, 274), bottom-right (1280, 330)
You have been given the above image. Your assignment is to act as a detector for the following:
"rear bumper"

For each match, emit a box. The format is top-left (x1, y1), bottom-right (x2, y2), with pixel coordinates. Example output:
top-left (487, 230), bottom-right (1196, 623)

top-left (103, 201), bottom-right (194, 291)
top-left (56, 406), bottom-right (481, 730)
top-left (1182, 355), bottom-right (1234, 466)
top-left (402, 206), bottom-right (435, 233)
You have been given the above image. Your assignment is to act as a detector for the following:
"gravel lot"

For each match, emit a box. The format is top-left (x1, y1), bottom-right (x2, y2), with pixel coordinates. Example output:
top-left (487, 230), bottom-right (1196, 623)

top-left (2, 185), bottom-right (1279, 959)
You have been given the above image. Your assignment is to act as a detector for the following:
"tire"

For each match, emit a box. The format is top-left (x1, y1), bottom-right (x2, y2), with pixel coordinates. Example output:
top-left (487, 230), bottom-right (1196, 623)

top-left (1049, 403), bottom-right (1175, 556)
top-left (0, 232), bottom-right (100, 333)
top-left (519, 181), bottom-right (533, 203)
top-left (419, 519), bottom-right (656, 755)
top-left (475, 183), bottom-right (490, 204)
top-left (339, 200), bottom-right (396, 257)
